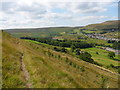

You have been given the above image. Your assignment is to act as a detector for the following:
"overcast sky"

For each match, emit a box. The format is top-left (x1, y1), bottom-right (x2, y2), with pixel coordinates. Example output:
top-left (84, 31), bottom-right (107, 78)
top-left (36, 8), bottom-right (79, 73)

top-left (0, 0), bottom-right (119, 29)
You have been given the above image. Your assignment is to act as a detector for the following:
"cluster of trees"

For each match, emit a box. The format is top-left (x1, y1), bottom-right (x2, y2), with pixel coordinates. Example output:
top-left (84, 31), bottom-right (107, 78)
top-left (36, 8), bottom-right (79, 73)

top-left (54, 45), bottom-right (94, 63)
top-left (100, 31), bottom-right (107, 34)
top-left (107, 40), bottom-right (116, 43)
top-left (109, 64), bottom-right (120, 69)
top-left (53, 45), bottom-right (102, 66)
top-left (95, 41), bottom-right (120, 50)
top-left (112, 41), bottom-right (120, 50)
top-left (108, 52), bottom-right (115, 59)
top-left (53, 47), bottom-right (67, 53)
top-left (79, 52), bottom-right (94, 63)
top-left (70, 46), bottom-right (102, 66)
top-left (93, 43), bottom-right (111, 48)
top-left (107, 64), bottom-right (120, 74)
top-left (78, 51), bottom-right (102, 66)
top-left (20, 37), bottom-right (94, 49)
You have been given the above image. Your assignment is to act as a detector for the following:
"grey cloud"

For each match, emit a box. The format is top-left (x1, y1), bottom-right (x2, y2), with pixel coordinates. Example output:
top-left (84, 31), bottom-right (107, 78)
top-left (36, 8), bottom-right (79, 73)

top-left (49, 2), bottom-right (107, 14)
top-left (1, 2), bottom-right (17, 13)
top-left (68, 2), bottom-right (107, 14)
top-left (1, 1), bottom-right (47, 17)
top-left (0, 1), bottom-right (115, 29)
top-left (1, 1), bottom-right (48, 21)
top-left (0, 19), bottom-right (7, 21)
top-left (17, 3), bottom-right (47, 14)
top-left (75, 2), bottom-right (99, 10)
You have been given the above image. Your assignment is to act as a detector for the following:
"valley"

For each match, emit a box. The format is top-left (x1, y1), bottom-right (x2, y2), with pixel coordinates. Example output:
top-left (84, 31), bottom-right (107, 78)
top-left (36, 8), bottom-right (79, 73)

top-left (2, 20), bottom-right (120, 88)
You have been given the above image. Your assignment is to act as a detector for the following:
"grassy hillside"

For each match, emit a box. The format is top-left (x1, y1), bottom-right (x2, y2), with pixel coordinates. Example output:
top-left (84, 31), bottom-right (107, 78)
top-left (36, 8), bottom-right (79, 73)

top-left (25, 39), bottom-right (119, 72)
top-left (84, 20), bottom-right (118, 31)
top-left (79, 20), bottom-right (119, 38)
top-left (5, 20), bottom-right (119, 39)
top-left (5, 27), bottom-right (76, 38)
top-left (2, 31), bottom-right (120, 88)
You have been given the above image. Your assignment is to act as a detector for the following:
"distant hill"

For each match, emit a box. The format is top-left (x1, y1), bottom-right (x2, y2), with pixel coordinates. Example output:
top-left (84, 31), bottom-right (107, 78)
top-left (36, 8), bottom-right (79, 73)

top-left (2, 31), bottom-right (119, 88)
top-left (5, 27), bottom-right (76, 38)
top-left (4, 20), bottom-right (119, 38)
top-left (84, 20), bottom-right (119, 31)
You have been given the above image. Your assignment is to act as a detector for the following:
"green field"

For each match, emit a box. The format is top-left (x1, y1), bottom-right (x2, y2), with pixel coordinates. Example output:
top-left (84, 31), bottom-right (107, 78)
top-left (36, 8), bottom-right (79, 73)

top-left (82, 29), bottom-right (102, 34)
top-left (25, 39), bottom-right (119, 72)
top-left (24, 40), bottom-right (40, 44)
top-left (81, 48), bottom-right (119, 66)
top-left (6, 27), bottom-right (76, 38)
top-left (80, 38), bottom-right (112, 46)
top-left (54, 35), bottom-right (113, 46)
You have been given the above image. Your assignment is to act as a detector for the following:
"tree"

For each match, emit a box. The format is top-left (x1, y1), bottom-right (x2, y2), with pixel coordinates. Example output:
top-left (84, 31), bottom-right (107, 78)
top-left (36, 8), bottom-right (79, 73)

top-left (96, 52), bottom-right (99, 54)
top-left (110, 64), bottom-right (114, 68)
top-left (79, 52), bottom-right (94, 63)
top-left (118, 68), bottom-right (120, 74)
top-left (108, 52), bottom-right (115, 59)
top-left (53, 47), bottom-right (58, 51)
top-left (75, 49), bottom-right (80, 55)
top-left (112, 42), bottom-right (120, 50)
top-left (71, 45), bottom-right (76, 52)
top-left (61, 47), bottom-right (67, 53)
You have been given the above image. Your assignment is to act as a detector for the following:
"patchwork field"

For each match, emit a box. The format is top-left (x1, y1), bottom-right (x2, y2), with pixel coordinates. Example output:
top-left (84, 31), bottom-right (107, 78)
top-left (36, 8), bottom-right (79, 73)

top-left (81, 48), bottom-right (119, 66)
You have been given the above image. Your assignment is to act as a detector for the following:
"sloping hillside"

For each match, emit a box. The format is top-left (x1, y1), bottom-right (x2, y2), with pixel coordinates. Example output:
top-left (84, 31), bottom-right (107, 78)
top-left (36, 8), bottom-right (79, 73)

top-left (5, 20), bottom-right (119, 39)
top-left (2, 31), bottom-right (119, 88)
top-left (84, 20), bottom-right (119, 31)
top-left (5, 27), bottom-right (76, 38)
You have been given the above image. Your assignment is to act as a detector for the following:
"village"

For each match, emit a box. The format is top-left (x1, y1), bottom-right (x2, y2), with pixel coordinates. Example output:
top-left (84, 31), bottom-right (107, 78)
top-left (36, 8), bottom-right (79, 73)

top-left (85, 33), bottom-right (119, 41)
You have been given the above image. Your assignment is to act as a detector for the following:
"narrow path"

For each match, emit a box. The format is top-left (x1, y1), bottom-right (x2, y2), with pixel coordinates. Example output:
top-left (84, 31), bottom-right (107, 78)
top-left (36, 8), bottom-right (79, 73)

top-left (93, 63), bottom-right (120, 76)
top-left (20, 53), bottom-right (32, 88)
